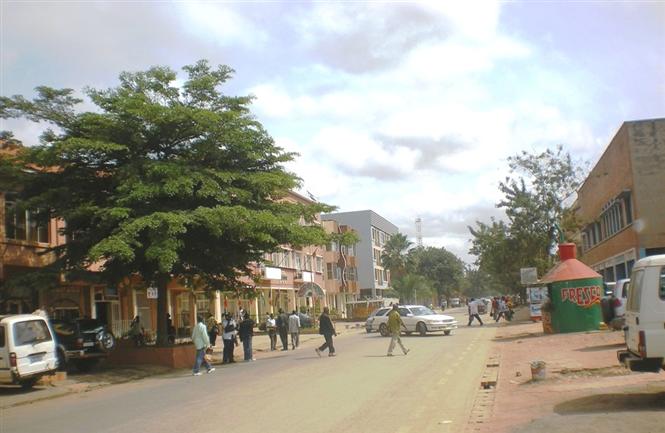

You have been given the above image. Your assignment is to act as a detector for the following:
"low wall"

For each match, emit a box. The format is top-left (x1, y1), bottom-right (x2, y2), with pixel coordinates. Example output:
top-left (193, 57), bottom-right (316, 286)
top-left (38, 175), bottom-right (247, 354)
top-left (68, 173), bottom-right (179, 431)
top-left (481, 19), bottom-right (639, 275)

top-left (107, 340), bottom-right (195, 369)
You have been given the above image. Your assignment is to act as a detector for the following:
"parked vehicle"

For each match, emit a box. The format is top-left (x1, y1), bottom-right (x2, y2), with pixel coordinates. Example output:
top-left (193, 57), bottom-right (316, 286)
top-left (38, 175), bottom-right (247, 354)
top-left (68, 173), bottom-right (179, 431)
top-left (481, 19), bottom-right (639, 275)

top-left (366, 305), bottom-right (458, 336)
top-left (450, 298), bottom-right (461, 308)
top-left (618, 255), bottom-right (665, 372)
top-left (0, 314), bottom-right (58, 388)
top-left (601, 278), bottom-right (630, 329)
top-left (51, 318), bottom-right (115, 372)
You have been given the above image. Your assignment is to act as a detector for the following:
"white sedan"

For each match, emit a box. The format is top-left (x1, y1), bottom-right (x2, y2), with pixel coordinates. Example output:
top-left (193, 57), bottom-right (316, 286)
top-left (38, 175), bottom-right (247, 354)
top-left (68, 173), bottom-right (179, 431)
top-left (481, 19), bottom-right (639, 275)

top-left (366, 305), bottom-right (458, 337)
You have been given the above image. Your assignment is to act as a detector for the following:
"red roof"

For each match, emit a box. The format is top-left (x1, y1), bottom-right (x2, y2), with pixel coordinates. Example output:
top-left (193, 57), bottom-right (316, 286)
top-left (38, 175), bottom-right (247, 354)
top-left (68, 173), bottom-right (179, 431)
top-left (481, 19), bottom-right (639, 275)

top-left (540, 258), bottom-right (601, 283)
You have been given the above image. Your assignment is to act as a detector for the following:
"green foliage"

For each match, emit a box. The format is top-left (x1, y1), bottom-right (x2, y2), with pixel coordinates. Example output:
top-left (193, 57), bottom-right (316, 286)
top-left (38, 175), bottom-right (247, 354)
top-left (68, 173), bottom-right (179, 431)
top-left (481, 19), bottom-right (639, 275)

top-left (0, 60), bottom-right (333, 344)
top-left (392, 273), bottom-right (433, 304)
top-left (408, 246), bottom-right (465, 300)
top-left (380, 232), bottom-right (412, 279)
top-left (468, 145), bottom-right (586, 292)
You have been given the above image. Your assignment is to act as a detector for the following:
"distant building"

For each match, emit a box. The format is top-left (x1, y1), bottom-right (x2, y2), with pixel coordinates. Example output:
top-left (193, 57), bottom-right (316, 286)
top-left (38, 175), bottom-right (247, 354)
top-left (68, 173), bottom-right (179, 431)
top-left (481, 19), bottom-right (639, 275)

top-left (575, 118), bottom-right (665, 281)
top-left (322, 210), bottom-right (398, 298)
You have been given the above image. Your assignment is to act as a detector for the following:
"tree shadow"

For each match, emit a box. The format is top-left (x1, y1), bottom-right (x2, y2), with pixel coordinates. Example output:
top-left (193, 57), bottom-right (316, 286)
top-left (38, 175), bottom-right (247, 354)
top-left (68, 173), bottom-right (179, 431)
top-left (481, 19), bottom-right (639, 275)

top-left (554, 392), bottom-right (665, 414)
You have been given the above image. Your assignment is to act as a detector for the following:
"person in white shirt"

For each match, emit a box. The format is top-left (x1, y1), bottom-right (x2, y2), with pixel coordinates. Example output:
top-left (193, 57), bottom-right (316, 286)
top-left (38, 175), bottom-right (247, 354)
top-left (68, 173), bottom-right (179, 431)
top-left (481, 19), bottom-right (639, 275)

top-left (265, 313), bottom-right (277, 351)
top-left (467, 298), bottom-right (484, 326)
top-left (191, 316), bottom-right (215, 376)
top-left (288, 310), bottom-right (301, 349)
top-left (221, 313), bottom-right (237, 364)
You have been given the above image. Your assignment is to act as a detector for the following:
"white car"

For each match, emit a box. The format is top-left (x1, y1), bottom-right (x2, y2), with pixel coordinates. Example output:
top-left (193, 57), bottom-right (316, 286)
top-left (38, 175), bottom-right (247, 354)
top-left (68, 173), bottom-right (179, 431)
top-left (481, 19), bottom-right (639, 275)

top-left (366, 305), bottom-right (458, 336)
top-left (0, 314), bottom-right (58, 388)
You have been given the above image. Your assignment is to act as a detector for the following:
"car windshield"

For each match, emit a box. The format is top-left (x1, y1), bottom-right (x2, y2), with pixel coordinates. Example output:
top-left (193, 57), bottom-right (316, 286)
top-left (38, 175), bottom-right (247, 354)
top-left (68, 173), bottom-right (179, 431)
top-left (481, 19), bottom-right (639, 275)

top-left (409, 307), bottom-right (435, 316)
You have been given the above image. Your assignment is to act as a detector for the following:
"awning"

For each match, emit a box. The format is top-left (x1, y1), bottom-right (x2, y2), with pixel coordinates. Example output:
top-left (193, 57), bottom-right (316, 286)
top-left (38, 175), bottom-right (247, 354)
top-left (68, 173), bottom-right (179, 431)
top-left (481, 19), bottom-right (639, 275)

top-left (297, 282), bottom-right (325, 298)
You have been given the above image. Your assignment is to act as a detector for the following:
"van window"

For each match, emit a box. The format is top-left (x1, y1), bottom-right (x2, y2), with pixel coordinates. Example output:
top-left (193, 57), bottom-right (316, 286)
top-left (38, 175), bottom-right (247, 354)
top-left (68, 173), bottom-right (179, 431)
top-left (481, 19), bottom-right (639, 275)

top-left (626, 269), bottom-right (643, 312)
top-left (0, 325), bottom-right (5, 348)
top-left (659, 267), bottom-right (665, 301)
top-left (13, 319), bottom-right (52, 346)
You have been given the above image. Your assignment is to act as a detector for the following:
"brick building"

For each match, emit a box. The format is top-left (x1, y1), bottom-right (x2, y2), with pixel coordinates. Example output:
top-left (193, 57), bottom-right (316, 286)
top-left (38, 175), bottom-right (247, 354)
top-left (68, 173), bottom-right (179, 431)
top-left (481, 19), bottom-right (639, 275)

top-left (575, 118), bottom-right (665, 281)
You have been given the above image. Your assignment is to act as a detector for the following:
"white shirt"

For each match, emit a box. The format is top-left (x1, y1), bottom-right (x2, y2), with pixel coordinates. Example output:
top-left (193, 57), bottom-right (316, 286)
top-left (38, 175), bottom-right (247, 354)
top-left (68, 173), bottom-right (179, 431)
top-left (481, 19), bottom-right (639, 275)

top-left (468, 301), bottom-right (479, 315)
top-left (288, 314), bottom-right (301, 333)
top-left (222, 318), bottom-right (237, 340)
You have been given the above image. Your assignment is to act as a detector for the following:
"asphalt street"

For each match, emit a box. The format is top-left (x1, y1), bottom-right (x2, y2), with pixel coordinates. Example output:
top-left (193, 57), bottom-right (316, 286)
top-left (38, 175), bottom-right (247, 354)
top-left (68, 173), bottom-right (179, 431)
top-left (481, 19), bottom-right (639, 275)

top-left (0, 308), bottom-right (496, 433)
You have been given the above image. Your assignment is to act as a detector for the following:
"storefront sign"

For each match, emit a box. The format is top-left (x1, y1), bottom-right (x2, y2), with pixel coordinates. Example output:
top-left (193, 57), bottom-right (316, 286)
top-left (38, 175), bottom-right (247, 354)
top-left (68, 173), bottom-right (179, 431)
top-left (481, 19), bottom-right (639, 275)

top-left (147, 287), bottom-right (158, 299)
top-left (560, 286), bottom-right (601, 307)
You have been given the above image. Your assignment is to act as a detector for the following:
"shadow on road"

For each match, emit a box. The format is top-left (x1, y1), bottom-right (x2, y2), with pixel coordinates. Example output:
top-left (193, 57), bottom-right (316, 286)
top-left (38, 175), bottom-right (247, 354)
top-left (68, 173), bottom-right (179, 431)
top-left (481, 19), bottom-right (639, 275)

top-left (0, 386), bottom-right (40, 396)
top-left (554, 392), bottom-right (665, 414)
top-left (575, 342), bottom-right (626, 352)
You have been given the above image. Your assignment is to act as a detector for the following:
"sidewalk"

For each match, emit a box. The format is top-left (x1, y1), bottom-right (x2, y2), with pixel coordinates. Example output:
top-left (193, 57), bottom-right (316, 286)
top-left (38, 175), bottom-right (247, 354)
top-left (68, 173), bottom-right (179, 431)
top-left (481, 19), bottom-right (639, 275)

top-left (469, 309), bottom-right (665, 433)
top-left (0, 322), bottom-right (366, 409)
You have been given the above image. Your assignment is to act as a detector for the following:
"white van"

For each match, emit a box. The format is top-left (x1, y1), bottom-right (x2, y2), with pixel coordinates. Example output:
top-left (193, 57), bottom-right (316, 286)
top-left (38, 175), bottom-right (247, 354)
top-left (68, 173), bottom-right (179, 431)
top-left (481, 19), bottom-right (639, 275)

top-left (618, 255), bottom-right (665, 372)
top-left (0, 314), bottom-right (58, 388)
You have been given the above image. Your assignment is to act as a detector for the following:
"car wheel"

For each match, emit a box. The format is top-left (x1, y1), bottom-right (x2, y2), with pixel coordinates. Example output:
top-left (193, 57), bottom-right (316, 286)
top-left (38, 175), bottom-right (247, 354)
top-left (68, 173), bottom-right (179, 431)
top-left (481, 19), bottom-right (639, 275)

top-left (444, 330), bottom-right (451, 336)
top-left (75, 359), bottom-right (98, 373)
top-left (379, 323), bottom-right (389, 337)
top-left (98, 331), bottom-right (115, 351)
top-left (417, 322), bottom-right (427, 336)
top-left (20, 377), bottom-right (40, 389)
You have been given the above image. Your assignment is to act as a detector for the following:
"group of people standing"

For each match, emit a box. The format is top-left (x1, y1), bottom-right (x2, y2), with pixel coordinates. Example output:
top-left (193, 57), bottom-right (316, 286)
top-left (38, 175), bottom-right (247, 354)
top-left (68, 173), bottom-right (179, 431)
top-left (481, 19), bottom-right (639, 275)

top-left (265, 309), bottom-right (302, 351)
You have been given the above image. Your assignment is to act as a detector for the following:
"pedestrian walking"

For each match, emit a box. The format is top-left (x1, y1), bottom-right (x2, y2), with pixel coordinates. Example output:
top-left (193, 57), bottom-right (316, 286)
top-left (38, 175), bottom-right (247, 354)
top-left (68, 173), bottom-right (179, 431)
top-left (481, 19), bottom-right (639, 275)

top-left (288, 310), bottom-right (301, 349)
top-left (221, 313), bottom-right (237, 364)
top-left (238, 312), bottom-right (255, 361)
top-left (206, 314), bottom-right (219, 347)
top-left (315, 307), bottom-right (337, 357)
top-left (386, 304), bottom-right (410, 357)
top-left (276, 308), bottom-right (289, 351)
top-left (496, 298), bottom-right (508, 322)
top-left (468, 298), bottom-right (484, 326)
top-left (191, 316), bottom-right (215, 376)
top-left (265, 313), bottom-right (277, 351)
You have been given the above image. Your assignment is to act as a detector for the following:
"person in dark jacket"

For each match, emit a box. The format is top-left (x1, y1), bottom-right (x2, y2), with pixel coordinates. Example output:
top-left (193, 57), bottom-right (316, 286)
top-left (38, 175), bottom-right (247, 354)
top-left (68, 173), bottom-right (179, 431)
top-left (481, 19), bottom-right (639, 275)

top-left (238, 312), bottom-right (255, 361)
top-left (276, 308), bottom-right (289, 351)
top-left (315, 307), bottom-right (337, 357)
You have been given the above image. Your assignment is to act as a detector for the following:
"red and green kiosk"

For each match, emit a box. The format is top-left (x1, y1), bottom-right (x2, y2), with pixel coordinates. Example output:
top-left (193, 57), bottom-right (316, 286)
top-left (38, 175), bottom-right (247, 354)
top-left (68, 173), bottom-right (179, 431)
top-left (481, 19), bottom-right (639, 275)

top-left (541, 243), bottom-right (603, 333)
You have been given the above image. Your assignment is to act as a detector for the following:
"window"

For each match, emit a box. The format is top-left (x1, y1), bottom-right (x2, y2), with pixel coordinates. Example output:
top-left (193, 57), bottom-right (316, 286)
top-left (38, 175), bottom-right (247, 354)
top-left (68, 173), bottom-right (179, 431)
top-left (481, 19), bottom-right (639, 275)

top-left (372, 227), bottom-right (379, 246)
top-left (0, 325), bottom-right (5, 348)
top-left (13, 320), bottom-right (52, 346)
top-left (382, 269), bottom-right (388, 284)
top-left (315, 256), bottom-right (323, 273)
top-left (374, 268), bottom-right (383, 285)
top-left (398, 307), bottom-right (409, 317)
top-left (345, 267), bottom-right (357, 281)
top-left (305, 255), bottom-right (313, 271)
top-left (4, 194), bottom-right (49, 243)
top-left (282, 249), bottom-right (291, 268)
top-left (196, 293), bottom-right (210, 316)
top-left (659, 267), bottom-right (665, 301)
top-left (626, 269), bottom-right (643, 312)
top-left (326, 263), bottom-right (335, 280)
top-left (374, 308), bottom-right (390, 317)
top-left (294, 253), bottom-right (302, 270)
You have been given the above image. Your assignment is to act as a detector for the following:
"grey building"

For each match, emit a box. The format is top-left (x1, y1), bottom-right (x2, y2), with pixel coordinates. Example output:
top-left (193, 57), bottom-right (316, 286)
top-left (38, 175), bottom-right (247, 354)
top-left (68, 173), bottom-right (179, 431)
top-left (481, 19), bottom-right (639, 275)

top-left (322, 210), bottom-right (399, 298)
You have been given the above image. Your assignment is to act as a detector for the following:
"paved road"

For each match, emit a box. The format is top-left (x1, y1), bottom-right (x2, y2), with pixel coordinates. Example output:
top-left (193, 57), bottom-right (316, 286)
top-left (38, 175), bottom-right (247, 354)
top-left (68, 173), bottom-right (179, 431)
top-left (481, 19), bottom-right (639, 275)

top-left (0, 309), bottom-right (496, 433)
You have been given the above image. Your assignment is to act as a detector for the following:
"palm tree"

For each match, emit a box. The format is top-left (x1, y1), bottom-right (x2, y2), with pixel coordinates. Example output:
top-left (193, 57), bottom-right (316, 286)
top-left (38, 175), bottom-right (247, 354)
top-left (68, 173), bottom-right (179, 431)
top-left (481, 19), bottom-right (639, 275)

top-left (381, 233), bottom-right (413, 279)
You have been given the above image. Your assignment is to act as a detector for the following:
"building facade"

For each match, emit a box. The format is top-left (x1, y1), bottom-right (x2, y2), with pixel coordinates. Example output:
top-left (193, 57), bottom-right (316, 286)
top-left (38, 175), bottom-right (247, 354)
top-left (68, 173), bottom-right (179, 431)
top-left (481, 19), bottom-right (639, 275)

top-left (575, 118), bottom-right (665, 282)
top-left (322, 210), bottom-right (398, 298)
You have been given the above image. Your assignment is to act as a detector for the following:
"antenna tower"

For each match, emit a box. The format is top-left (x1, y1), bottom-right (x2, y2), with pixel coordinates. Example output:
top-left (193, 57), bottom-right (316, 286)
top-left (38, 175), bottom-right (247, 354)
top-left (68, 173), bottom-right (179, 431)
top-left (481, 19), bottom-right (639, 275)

top-left (415, 217), bottom-right (423, 248)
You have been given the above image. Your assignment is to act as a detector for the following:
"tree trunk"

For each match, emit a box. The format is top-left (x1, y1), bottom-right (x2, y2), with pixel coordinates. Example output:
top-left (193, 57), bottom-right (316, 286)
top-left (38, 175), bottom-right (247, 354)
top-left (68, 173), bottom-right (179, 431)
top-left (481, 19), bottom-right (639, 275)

top-left (155, 274), bottom-right (169, 346)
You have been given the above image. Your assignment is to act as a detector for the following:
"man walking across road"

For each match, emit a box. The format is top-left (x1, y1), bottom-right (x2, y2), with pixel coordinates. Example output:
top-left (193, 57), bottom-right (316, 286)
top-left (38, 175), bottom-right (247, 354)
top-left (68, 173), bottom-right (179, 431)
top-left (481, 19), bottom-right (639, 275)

top-left (288, 310), bottom-right (301, 349)
top-left (387, 304), bottom-right (410, 357)
top-left (468, 298), bottom-right (484, 326)
top-left (315, 307), bottom-right (337, 357)
top-left (276, 308), bottom-right (289, 351)
top-left (191, 316), bottom-right (215, 376)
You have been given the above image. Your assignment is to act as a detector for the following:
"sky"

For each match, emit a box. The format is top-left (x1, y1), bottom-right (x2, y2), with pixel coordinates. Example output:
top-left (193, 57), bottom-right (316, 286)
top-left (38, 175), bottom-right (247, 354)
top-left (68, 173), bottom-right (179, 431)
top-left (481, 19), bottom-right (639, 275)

top-left (1, 1), bottom-right (664, 263)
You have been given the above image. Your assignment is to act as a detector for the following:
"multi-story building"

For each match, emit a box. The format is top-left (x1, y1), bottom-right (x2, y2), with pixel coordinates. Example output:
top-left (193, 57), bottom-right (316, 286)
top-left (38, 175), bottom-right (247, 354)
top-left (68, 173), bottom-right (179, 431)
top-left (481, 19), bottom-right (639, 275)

top-left (322, 219), bottom-right (359, 317)
top-left (575, 118), bottom-right (665, 281)
top-left (322, 210), bottom-right (398, 298)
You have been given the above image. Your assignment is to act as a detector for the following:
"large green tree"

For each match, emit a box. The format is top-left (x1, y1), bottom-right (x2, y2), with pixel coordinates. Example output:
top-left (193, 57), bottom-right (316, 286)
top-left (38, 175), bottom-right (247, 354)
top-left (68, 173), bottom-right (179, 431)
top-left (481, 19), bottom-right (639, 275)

top-left (409, 246), bottom-right (465, 302)
top-left (469, 145), bottom-right (585, 292)
top-left (1, 60), bottom-right (332, 345)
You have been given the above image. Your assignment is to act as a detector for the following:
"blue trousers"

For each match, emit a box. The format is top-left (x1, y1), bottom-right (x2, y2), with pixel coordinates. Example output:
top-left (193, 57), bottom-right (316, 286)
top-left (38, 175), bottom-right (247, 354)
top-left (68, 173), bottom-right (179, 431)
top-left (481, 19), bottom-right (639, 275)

top-left (242, 338), bottom-right (253, 360)
top-left (193, 348), bottom-right (211, 373)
